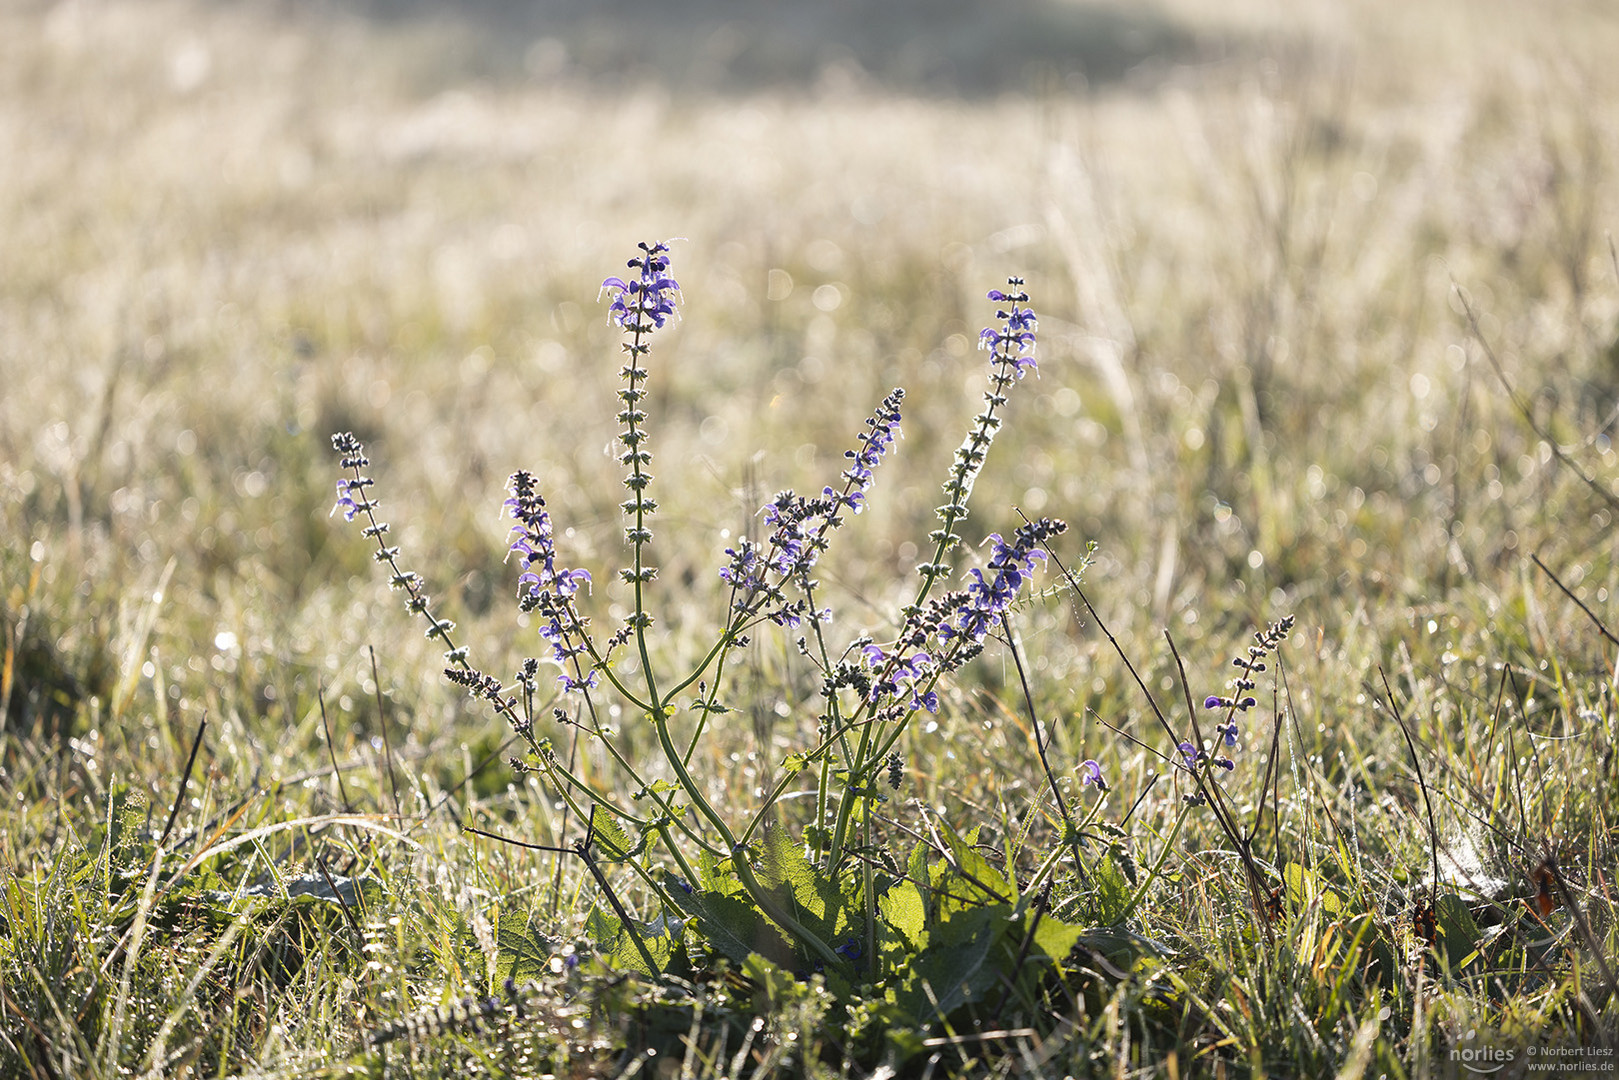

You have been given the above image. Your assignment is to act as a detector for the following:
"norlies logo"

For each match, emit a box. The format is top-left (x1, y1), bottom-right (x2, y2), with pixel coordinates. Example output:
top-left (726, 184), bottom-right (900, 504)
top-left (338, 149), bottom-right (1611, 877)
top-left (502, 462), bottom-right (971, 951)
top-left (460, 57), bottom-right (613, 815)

top-left (1451, 1036), bottom-right (1513, 1075)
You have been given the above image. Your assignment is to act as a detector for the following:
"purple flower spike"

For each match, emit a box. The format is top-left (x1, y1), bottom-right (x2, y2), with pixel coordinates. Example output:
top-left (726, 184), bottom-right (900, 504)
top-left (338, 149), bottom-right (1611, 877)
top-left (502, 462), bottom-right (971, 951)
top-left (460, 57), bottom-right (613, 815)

top-left (837, 389), bottom-right (903, 515)
top-left (719, 540), bottom-right (766, 591)
top-left (1078, 759), bottom-right (1108, 792)
top-left (980, 282), bottom-right (1038, 378)
top-left (923, 279), bottom-right (1044, 588)
top-left (601, 242), bottom-right (681, 331)
top-left (505, 470), bottom-right (595, 692)
top-left (721, 389), bottom-right (905, 629)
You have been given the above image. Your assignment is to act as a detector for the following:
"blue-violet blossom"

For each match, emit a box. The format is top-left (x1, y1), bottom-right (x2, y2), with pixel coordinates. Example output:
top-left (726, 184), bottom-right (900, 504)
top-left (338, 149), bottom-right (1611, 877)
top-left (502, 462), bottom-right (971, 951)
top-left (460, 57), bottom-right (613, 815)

top-left (601, 242), bottom-right (681, 331)
top-left (505, 470), bottom-right (597, 692)
top-left (942, 518), bottom-right (1067, 645)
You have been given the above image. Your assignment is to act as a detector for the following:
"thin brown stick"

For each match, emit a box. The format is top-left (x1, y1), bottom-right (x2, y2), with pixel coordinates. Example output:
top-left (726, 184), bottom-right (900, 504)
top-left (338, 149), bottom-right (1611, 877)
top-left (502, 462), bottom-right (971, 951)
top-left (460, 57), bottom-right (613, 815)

top-left (315, 854), bottom-right (364, 939)
top-left (1456, 284), bottom-right (1619, 514)
top-left (1531, 552), bottom-right (1619, 649)
top-left (317, 687), bottom-right (353, 815)
top-left (1377, 668), bottom-right (1442, 897)
top-left (369, 646), bottom-right (402, 818)
top-left (999, 613), bottom-right (1070, 827)
top-left (158, 714), bottom-right (207, 849)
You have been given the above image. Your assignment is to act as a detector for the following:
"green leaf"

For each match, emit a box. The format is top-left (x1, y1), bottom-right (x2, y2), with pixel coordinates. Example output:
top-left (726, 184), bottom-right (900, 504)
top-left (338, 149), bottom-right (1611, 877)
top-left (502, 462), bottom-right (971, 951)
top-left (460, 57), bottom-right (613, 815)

top-left (585, 907), bottom-right (676, 976)
top-left (698, 850), bottom-right (744, 895)
top-left (900, 903), bottom-right (1010, 1019)
top-left (665, 874), bottom-right (793, 967)
top-left (935, 819), bottom-right (1011, 908)
top-left (878, 879), bottom-right (929, 977)
top-left (880, 880), bottom-right (927, 947)
top-left (1436, 893), bottom-right (1482, 971)
top-left (1283, 862), bottom-right (1342, 915)
top-left (758, 823), bottom-right (851, 944)
top-left (493, 900), bottom-right (555, 987)
top-left (590, 808), bottom-right (639, 863)
top-left (1092, 853), bottom-right (1134, 924)
top-left (1031, 910), bottom-right (1085, 962)
top-left (907, 842), bottom-right (932, 929)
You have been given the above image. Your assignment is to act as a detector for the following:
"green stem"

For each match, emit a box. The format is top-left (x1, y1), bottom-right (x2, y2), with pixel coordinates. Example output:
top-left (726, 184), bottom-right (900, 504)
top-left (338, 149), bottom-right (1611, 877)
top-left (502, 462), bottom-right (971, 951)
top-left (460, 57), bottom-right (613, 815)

top-left (659, 824), bottom-right (704, 894)
top-left (826, 778), bottom-right (861, 872)
top-left (652, 711), bottom-right (733, 844)
top-left (540, 747), bottom-right (725, 859)
top-left (862, 809), bottom-right (877, 979)
top-left (1118, 802), bottom-right (1190, 924)
top-left (650, 711), bottom-right (842, 969)
top-left (1021, 836), bottom-right (1071, 904)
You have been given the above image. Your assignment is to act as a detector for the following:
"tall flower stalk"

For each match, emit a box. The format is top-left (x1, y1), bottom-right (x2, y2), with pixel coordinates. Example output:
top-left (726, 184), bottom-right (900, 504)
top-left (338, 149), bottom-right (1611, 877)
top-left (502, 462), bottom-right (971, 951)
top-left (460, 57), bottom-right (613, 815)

top-left (820, 280), bottom-right (1050, 871)
top-left (601, 241), bottom-right (680, 708)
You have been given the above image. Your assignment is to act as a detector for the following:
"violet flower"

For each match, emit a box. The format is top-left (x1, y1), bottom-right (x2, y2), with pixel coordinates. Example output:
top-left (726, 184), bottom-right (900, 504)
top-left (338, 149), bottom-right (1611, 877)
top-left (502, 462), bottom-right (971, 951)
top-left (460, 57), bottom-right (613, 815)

top-left (720, 389), bottom-right (905, 630)
top-left (600, 241), bottom-right (681, 332)
top-left (941, 518), bottom-right (1067, 646)
top-left (1177, 741), bottom-right (1203, 771)
top-left (331, 479), bottom-right (360, 521)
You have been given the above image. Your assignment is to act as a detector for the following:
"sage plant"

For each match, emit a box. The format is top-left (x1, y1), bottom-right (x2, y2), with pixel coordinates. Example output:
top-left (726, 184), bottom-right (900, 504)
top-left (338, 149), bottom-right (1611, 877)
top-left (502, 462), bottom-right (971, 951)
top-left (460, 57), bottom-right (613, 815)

top-left (331, 246), bottom-right (1081, 975)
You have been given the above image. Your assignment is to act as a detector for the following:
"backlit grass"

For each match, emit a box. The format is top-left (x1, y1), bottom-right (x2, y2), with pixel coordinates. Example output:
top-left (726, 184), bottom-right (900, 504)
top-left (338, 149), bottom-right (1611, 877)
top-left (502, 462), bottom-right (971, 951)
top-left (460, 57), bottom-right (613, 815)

top-left (2, 1), bottom-right (1617, 1075)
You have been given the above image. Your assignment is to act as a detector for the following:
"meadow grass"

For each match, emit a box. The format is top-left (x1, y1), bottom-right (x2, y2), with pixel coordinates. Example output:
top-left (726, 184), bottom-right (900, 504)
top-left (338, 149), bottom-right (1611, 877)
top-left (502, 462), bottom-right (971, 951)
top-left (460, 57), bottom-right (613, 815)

top-left (2, 0), bottom-right (1618, 1075)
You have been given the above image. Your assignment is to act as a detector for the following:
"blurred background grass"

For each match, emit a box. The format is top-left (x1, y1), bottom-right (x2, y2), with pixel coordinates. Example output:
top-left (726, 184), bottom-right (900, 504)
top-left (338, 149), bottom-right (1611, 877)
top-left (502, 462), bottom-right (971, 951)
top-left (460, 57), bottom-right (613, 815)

top-left (4, 0), bottom-right (1619, 1071)
top-left (2, 0), bottom-right (1618, 936)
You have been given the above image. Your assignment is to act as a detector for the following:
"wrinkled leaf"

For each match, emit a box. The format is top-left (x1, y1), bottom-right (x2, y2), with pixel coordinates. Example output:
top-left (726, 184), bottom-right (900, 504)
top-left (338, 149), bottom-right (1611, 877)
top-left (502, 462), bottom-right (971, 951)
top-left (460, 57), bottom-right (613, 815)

top-left (585, 906), bottom-right (676, 976)
top-left (907, 842), bottom-right (932, 929)
top-left (494, 900), bottom-right (556, 986)
top-left (759, 823), bottom-right (852, 944)
top-left (934, 820), bottom-right (1011, 910)
top-left (590, 808), bottom-right (639, 863)
top-left (1092, 854), bottom-right (1134, 924)
top-left (881, 880), bottom-right (927, 948)
top-left (897, 903), bottom-right (1009, 1019)
top-left (697, 850), bottom-right (745, 896)
top-left (665, 874), bottom-right (793, 967)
